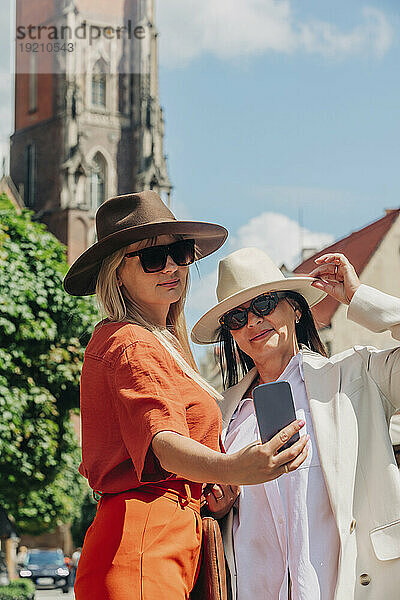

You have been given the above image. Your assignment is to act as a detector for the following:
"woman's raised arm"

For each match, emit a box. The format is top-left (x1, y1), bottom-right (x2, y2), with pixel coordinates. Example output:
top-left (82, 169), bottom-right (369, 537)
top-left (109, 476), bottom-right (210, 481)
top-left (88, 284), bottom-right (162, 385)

top-left (348, 285), bottom-right (400, 411)
top-left (309, 252), bottom-right (400, 410)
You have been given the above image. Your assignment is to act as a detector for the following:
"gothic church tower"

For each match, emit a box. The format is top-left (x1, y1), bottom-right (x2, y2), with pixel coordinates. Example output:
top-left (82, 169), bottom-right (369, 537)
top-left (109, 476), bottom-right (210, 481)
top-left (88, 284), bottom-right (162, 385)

top-left (10, 0), bottom-right (171, 263)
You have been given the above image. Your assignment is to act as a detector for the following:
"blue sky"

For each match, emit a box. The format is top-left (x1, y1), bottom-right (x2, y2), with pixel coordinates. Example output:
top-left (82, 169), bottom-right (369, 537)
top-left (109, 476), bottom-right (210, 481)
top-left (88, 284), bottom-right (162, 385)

top-left (154, 0), bottom-right (400, 357)
top-left (0, 1), bottom-right (399, 360)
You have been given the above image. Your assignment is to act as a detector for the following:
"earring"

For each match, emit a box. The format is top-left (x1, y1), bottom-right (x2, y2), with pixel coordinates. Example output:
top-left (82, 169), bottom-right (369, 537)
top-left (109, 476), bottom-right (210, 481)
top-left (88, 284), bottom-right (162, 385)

top-left (295, 316), bottom-right (300, 324)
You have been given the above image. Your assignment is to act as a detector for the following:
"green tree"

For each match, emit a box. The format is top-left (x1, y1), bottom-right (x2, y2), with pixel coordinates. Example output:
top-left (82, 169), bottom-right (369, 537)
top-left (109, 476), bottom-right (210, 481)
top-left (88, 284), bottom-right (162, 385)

top-left (0, 195), bottom-right (98, 534)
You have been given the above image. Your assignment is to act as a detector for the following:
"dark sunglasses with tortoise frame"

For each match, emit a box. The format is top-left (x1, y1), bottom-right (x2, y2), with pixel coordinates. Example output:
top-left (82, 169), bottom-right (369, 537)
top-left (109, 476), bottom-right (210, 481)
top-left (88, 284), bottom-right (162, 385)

top-left (219, 292), bottom-right (287, 331)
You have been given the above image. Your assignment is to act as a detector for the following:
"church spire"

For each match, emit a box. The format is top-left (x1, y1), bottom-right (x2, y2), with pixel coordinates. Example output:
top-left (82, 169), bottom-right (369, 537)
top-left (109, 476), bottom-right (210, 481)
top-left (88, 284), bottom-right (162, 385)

top-left (132, 0), bottom-right (172, 205)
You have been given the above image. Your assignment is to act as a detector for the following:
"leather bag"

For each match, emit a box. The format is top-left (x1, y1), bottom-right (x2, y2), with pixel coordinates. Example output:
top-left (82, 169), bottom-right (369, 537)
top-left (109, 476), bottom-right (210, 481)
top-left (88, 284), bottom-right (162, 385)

top-left (190, 517), bottom-right (228, 600)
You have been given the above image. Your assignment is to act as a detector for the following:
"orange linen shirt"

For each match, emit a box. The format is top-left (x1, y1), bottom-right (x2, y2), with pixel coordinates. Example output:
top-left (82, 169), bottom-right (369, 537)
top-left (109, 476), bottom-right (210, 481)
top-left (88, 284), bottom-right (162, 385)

top-left (79, 321), bottom-right (223, 493)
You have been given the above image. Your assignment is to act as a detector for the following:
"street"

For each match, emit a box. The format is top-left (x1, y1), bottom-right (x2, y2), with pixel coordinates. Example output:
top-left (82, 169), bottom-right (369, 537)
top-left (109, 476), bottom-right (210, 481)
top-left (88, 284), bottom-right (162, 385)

top-left (36, 590), bottom-right (74, 600)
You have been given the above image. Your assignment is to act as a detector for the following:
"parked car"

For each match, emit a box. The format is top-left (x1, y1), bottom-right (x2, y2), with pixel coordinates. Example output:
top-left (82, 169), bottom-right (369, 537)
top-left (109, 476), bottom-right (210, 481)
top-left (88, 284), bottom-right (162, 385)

top-left (19, 548), bottom-right (70, 593)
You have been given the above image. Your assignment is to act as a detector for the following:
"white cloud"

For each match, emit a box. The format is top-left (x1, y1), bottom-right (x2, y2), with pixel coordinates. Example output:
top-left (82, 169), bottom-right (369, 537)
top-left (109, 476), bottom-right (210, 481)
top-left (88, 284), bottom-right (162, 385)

top-left (156, 1), bottom-right (394, 67)
top-left (298, 7), bottom-right (393, 59)
top-left (231, 211), bottom-right (334, 269)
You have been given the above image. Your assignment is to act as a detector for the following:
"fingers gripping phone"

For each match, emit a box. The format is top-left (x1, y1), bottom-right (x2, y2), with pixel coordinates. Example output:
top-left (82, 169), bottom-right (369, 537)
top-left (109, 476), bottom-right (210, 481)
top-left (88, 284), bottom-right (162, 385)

top-left (253, 381), bottom-right (300, 452)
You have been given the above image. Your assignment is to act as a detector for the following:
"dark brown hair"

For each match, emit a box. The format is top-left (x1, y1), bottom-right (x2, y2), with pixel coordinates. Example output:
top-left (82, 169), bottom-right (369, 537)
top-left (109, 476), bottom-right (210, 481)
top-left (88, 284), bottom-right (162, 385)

top-left (218, 291), bottom-right (327, 390)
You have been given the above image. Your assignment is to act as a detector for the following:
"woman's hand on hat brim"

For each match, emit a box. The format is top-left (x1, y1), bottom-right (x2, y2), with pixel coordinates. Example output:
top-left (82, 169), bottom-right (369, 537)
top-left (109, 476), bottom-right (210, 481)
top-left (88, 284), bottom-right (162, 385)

top-left (309, 253), bottom-right (360, 305)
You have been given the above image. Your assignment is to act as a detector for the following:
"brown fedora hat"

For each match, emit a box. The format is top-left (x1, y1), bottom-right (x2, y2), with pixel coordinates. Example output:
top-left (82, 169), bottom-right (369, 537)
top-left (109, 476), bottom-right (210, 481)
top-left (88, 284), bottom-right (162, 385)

top-left (63, 190), bottom-right (228, 296)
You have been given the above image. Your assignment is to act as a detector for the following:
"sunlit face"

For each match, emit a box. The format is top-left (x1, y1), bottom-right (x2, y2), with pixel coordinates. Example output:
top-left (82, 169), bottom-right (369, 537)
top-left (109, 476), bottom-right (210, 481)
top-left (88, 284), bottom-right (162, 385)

top-left (229, 295), bottom-right (300, 364)
top-left (117, 235), bottom-right (189, 324)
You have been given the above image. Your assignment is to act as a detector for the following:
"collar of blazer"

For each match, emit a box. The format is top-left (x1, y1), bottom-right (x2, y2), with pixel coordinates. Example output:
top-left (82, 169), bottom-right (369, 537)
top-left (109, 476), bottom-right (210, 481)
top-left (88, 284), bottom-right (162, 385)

top-left (220, 345), bottom-right (356, 533)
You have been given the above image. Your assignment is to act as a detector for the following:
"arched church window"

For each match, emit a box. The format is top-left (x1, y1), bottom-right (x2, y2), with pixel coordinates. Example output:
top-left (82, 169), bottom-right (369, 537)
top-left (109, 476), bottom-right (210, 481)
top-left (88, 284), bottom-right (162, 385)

top-left (91, 60), bottom-right (107, 108)
top-left (74, 165), bottom-right (85, 207)
top-left (90, 153), bottom-right (106, 211)
top-left (150, 175), bottom-right (158, 191)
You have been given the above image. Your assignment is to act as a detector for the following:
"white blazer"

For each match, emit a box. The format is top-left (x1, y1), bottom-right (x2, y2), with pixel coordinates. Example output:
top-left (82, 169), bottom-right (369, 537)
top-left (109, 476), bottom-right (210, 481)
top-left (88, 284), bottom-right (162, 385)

top-left (219, 285), bottom-right (400, 600)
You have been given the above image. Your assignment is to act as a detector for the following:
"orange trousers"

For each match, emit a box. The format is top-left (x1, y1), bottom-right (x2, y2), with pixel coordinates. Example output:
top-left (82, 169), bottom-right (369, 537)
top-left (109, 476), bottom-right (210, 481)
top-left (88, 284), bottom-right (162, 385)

top-left (74, 482), bottom-right (202, 600)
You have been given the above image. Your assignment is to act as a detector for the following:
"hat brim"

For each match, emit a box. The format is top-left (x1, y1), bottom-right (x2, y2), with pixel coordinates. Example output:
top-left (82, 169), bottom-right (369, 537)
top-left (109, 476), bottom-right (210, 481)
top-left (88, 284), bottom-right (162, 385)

top-left (191, 278), bottom-right (327, 344)
top-left (63, 220), bottom-right (228, 296)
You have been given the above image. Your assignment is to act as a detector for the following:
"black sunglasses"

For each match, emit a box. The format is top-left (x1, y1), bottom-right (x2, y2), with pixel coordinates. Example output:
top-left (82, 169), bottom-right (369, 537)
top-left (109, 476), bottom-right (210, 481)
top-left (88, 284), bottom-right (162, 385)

top-left (219, 292), bottom-right (284, 331)
top-left (124, 239), bottom-right (195, 273)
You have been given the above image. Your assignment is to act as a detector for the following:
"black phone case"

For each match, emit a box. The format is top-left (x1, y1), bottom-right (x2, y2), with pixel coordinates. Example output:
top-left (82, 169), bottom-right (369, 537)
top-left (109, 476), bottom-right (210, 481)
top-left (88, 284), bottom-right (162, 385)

top-left (253, 381), bottom-right (300, 452)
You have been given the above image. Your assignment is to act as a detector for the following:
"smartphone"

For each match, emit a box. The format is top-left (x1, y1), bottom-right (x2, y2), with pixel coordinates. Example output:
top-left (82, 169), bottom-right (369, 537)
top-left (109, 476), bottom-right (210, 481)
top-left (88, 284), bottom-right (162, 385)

top-left (253, 381), bottom-right (299, 452)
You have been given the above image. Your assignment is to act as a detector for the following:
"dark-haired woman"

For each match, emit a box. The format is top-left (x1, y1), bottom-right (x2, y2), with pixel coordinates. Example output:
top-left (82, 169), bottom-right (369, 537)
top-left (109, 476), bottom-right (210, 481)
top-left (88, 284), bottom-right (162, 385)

top-left (192, 247), bottom-right (400, 600)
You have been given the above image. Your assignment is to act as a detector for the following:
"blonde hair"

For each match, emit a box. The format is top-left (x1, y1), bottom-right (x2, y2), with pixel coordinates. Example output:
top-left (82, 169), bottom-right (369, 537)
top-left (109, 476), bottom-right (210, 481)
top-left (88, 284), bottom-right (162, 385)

top-left (95, 240), bottom-right (222, 401)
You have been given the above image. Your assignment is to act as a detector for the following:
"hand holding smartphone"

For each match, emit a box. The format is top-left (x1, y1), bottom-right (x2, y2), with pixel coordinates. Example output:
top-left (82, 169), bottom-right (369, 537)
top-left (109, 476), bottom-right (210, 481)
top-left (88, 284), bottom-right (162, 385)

top-left (253, 381), bottom-right (300, 452)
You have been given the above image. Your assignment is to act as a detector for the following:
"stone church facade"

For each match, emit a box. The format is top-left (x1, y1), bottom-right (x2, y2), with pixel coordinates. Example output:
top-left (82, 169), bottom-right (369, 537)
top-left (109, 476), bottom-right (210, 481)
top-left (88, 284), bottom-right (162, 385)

top-left (10, 0), bottom-right (171, 263)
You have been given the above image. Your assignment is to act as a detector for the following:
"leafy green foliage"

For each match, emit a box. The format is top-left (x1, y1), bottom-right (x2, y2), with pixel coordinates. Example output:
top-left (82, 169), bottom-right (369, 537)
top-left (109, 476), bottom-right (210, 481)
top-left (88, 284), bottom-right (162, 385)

top-left (0, 195), bottom-right (98, 533)
top-left (0, 196), bottom-right (15, 212)
top-left (0, 579), bottom-right (35, 600)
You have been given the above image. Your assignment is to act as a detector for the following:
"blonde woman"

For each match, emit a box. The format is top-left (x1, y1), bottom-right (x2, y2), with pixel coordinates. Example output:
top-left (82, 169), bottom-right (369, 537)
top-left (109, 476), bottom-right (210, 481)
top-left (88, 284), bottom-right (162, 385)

top-left (63, 192), bottom-right (309, 600)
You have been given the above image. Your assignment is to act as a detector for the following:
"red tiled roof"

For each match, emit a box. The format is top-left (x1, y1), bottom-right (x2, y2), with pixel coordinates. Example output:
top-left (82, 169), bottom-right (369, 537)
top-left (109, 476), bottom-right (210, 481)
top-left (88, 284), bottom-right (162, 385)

top-left (293, 210), bottom-right (400, 328)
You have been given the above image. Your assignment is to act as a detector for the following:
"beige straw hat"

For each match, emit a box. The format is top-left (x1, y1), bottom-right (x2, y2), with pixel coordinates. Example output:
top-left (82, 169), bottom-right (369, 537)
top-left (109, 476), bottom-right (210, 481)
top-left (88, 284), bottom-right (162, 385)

top-left (191, 247), bottom-right (327, 344)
